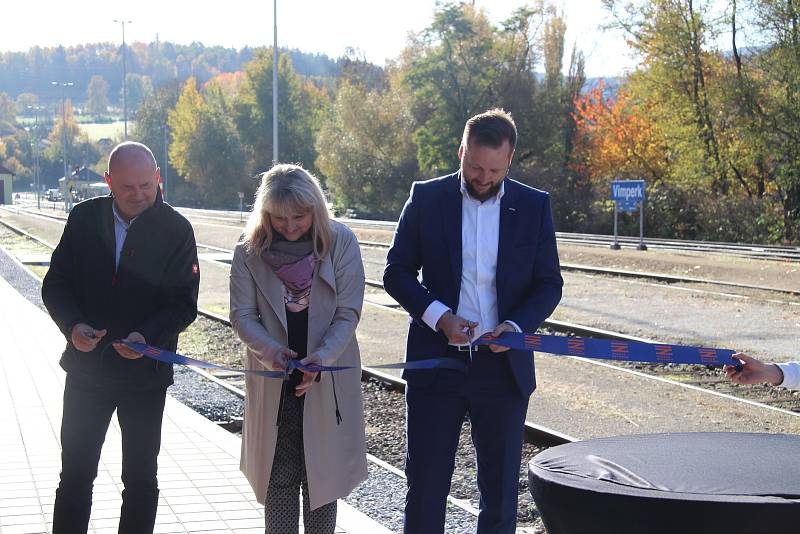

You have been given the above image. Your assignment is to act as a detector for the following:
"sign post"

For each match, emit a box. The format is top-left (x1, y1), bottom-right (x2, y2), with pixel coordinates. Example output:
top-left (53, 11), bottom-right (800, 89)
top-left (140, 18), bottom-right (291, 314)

top-left (610, 180), bottom-right (647, 251)
top-left (238, 191), bottom-right (245, 223)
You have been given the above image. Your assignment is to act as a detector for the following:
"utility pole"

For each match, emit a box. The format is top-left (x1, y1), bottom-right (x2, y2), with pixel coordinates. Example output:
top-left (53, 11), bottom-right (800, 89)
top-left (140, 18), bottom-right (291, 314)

top-left (114, 19), bottom-right (133, 140)
top-left (163, 123), bottom-right (168, 202)
top-left (272, 0), bottom-right (278, 164)
top-left (51, 81), bottom-right (73, 211)
top-left (27, 105), bottom-right (43, 209)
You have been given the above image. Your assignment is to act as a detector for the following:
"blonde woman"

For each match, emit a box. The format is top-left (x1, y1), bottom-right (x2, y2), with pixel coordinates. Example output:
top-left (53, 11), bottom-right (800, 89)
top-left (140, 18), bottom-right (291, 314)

top-left (230, 164), bottom-right (367, 533)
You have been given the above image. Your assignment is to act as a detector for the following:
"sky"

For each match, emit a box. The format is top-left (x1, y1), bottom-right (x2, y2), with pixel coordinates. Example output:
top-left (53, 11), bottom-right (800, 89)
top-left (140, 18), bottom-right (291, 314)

top-left (0, 1), bottom-right (731, 79)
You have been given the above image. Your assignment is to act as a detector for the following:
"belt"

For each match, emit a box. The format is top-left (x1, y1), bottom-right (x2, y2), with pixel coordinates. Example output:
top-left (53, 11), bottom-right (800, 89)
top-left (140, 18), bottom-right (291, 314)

top-left (449, 344), bottom-right (492, 353)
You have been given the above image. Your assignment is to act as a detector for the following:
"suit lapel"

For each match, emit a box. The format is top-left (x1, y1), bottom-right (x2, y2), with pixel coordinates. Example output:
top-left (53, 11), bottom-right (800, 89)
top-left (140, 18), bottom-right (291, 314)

top-left (496, 179), bottom-right (516, 315)
top-left (443, 173), bottom-right (463, 291)
top-left (100, 199), bottom-right (117, 273)
top-left (245, 253), bottom-right (287, 335)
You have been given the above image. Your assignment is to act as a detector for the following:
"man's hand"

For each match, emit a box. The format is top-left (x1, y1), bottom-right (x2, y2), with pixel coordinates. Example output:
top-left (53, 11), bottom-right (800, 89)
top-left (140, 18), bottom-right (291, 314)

top-left (724, 352), bottom-right (784, 386)
top-left (296, 353), bottom-right (322, 397)
top-left (71, 323), bottom-right (107, 353)
top-left (436, 311), bottom-right (478, 345)
top-left (489, 322), bottom-right (516, 353)
top-left (112, 332), bottom-right (146, 360)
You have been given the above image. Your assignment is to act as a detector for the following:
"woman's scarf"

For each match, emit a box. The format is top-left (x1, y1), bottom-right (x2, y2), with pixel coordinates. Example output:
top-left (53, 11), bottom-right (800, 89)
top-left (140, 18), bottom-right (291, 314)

top-left (261, 237), bottom-right (315, 312)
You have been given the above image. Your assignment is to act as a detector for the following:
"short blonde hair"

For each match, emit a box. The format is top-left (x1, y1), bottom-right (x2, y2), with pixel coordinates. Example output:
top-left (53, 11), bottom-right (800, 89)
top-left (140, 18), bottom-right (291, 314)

top-left (242, 164), bottom-right (332, 258)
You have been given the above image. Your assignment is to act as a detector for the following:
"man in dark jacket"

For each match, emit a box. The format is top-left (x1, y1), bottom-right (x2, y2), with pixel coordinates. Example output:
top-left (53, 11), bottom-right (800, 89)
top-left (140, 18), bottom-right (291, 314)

top-left (384, 109), bottom-right (563, 534)
top-left (42, 141), bottom-right (200, 534)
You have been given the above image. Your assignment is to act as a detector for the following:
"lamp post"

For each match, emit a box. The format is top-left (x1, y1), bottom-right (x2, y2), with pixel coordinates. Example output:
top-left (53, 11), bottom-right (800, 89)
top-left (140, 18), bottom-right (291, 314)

top-left (51, 81), bottom-right (73, 211)
top-left (114, 19), bottom-right (132, 140)
top-left (27, 105), bottom-right (44, 209)
top-left (272, 0), bottom-right (278, 164)
top-left (163, 123), bottom-right (168, 202)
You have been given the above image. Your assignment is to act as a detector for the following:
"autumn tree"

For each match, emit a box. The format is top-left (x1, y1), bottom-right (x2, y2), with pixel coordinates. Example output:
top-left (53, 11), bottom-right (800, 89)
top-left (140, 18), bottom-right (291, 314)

top-left (86, 75), bottom-right (110, 118)
top-left (132, 83), bottom-right (182, 201)
top-left (168, 78), bottom-right (247, 206)
top-left (316, 79), bottom-right (418, 216)
top-left (234, 49), bottom-right (327, 176)
top-left (604, 0), bottom-right (728, 193)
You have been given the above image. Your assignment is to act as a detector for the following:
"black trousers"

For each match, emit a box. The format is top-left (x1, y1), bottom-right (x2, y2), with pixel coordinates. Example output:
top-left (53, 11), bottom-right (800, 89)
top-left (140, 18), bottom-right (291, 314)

top-left (53, 373), bottom-right (167, 534)
top-left (404, 351), bottom-right (529, 534)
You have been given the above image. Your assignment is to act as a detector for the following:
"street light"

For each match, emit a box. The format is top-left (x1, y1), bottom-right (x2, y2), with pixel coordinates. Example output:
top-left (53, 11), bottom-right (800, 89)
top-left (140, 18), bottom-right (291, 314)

top-left (51, 81), bottom-right (73, 211)
top-left (114, 19), bottom-right (132, 140)
top-left (27, 105), bottom-right (44, 209)
top-left (163, 123), bottom-right (169, 202)
top-left (273, 0), bottom-right (278, 163)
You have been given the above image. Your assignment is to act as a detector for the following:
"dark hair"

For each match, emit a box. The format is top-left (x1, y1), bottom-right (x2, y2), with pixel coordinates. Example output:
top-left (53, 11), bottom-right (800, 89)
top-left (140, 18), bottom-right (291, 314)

top-left (461, 108), bottom-right (517, 153)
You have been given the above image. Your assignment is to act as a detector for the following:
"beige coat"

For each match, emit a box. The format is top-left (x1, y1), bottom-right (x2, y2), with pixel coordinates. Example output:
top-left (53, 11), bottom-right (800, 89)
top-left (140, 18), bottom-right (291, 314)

top-left (229, 221), bottom-right (368, 509)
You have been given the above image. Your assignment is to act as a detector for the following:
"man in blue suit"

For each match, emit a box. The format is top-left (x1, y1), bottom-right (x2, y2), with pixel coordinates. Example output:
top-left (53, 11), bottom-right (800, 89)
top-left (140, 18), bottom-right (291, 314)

top-left (384, 109), bottom-right (563, 534)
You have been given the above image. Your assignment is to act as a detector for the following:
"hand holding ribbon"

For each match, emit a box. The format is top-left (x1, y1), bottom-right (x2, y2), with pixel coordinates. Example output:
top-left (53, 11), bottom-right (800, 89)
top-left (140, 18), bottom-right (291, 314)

top-left (296, 353), bottom-right (322, 397)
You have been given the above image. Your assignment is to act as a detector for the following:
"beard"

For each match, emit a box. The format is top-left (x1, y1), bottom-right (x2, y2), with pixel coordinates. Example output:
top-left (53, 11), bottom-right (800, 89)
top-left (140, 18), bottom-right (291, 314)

top-left (465, 179), bottom-right (503, 202)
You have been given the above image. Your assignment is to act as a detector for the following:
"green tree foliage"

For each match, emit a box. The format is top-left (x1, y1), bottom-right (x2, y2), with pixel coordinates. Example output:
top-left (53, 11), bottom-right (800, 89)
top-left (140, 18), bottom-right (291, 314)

top-left (316, 80), bottom-right (418, 216)
top-left (168, 78), bottom-right (247, 207)
top-left (605, 0), bottom-right (727, 192)
top-left (122, 73), bottom-right (154, 114)
top-left (401, 2), bottom-right (512, 175)
top-left (746, 0), bottom-right (800, 239)
top-left (594, 0), bottom-right (799, 242)
top-left (234, 49), bottom-right (326, 175)
top-left (86, 75), bottom-right (110, 118)
top-left (15, 93), bottom-right (39, 114)
top-left (0, 93), bottom-right (16, 135)
top-left (132, 83), bottom-right (182, 201)
top-left (41, 99), bottom-right (102, 181)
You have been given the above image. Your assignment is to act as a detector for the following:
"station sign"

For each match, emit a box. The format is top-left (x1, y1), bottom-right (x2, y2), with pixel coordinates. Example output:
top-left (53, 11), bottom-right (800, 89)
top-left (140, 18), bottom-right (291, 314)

top-left (611, 180), bottom-right (645, 212)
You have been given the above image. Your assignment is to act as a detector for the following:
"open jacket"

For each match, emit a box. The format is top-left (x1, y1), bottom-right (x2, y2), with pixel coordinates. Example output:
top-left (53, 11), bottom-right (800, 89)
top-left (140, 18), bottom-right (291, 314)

top-left (383, 172), bottom-right (563, 395)
top-left (230, 220), bottom-right (368, 509)
top-left (41, 191), bottom-right (199, 390)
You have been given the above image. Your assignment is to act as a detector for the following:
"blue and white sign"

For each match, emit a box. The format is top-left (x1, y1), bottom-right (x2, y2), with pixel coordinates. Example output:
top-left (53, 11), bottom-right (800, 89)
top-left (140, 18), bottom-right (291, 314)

top-left (611, 180), bottom-right (645, 211)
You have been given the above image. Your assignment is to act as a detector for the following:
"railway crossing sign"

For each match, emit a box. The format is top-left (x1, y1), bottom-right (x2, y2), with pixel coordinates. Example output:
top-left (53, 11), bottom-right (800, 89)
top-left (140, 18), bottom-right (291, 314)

top-left (610, 180), bottom-right (647, 250)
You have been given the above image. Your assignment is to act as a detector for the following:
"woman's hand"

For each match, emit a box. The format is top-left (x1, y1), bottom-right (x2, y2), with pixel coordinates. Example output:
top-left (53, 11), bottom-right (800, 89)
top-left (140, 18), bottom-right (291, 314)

top-left (296, 353), bottom-right (322, 397)
top-left (258, 344), bottom-right (296, 371)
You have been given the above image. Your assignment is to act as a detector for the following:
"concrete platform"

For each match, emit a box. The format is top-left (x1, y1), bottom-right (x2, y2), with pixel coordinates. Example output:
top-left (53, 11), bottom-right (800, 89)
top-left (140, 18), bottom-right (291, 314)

top-left (0, 273), bottom-right (391, 534)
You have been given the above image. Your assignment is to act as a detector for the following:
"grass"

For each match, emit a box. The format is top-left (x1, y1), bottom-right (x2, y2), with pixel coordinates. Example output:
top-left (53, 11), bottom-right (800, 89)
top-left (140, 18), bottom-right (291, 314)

top-left (79, 121), bottom-right (129, 141)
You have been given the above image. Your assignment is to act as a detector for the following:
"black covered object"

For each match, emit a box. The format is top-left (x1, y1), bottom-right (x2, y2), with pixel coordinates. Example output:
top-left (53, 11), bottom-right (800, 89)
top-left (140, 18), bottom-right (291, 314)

top-left (529, 432), bottom-right (800, 534)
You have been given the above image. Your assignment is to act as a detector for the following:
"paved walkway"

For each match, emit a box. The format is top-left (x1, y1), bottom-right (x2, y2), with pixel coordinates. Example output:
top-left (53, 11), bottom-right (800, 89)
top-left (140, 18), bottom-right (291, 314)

top-left (0, 272), bottom-right (391, 534)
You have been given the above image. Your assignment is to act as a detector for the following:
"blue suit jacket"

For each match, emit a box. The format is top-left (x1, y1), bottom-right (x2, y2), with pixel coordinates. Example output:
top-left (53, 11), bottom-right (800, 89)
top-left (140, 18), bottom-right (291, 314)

top-left (383, 172), bottom-right (563, 395)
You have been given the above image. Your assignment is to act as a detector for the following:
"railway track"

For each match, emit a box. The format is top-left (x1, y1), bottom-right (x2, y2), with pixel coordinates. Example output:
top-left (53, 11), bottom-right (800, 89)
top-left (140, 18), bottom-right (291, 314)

top-left (3, 206), bottom-right (800, 423)
top-left (12, 201), bottom-right (800, 261)
top-left (4, 205), bottom-right (799, 303)
top-left (0, 207), bottom-right (800, 416)
top-left (0, 212), bottom-right (574, 447)
top-left (5, 204), bottom-right (800, 530)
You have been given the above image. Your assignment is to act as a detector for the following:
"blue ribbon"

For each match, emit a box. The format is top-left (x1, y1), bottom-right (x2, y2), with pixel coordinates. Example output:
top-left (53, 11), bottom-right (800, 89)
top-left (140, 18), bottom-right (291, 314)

top-left (123, 341), bottom-right (467, 378)
top-left (474, 332), bottom-right (737, 366)
top-left (124, 331), bottom-right (736, 381)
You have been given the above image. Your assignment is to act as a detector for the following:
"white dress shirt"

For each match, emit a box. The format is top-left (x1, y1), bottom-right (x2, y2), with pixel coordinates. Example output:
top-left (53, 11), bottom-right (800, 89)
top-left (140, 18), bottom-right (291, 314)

top-left (421, 180), bottom-right (520, 342)
top-left (777, 362), bottom-right (800, 391)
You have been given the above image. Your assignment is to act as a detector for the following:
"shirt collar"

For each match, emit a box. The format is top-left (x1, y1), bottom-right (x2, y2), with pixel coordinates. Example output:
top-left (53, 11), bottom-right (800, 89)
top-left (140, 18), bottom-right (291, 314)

top-left (459, 176), bottom-right (505, 204)
top-left (112, 202), bottom-right (137, 229)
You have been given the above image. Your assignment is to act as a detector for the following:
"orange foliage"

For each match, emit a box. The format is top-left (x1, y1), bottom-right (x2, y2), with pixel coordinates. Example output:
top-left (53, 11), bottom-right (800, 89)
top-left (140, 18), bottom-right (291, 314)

top-left (572, 81), bottom-right (667, 184)
top-left (204, 71), bottom-right (247, 96)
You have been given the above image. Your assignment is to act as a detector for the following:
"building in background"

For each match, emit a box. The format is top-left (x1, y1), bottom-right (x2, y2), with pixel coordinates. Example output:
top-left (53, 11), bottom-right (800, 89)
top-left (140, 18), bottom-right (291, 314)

top-left (0, 162), bottom-right (14, 204)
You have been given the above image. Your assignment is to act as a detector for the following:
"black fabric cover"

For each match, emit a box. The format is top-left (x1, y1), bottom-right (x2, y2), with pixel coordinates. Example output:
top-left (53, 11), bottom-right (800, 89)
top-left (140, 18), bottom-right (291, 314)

top-left (529, 432), bottom-right (800, 534)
